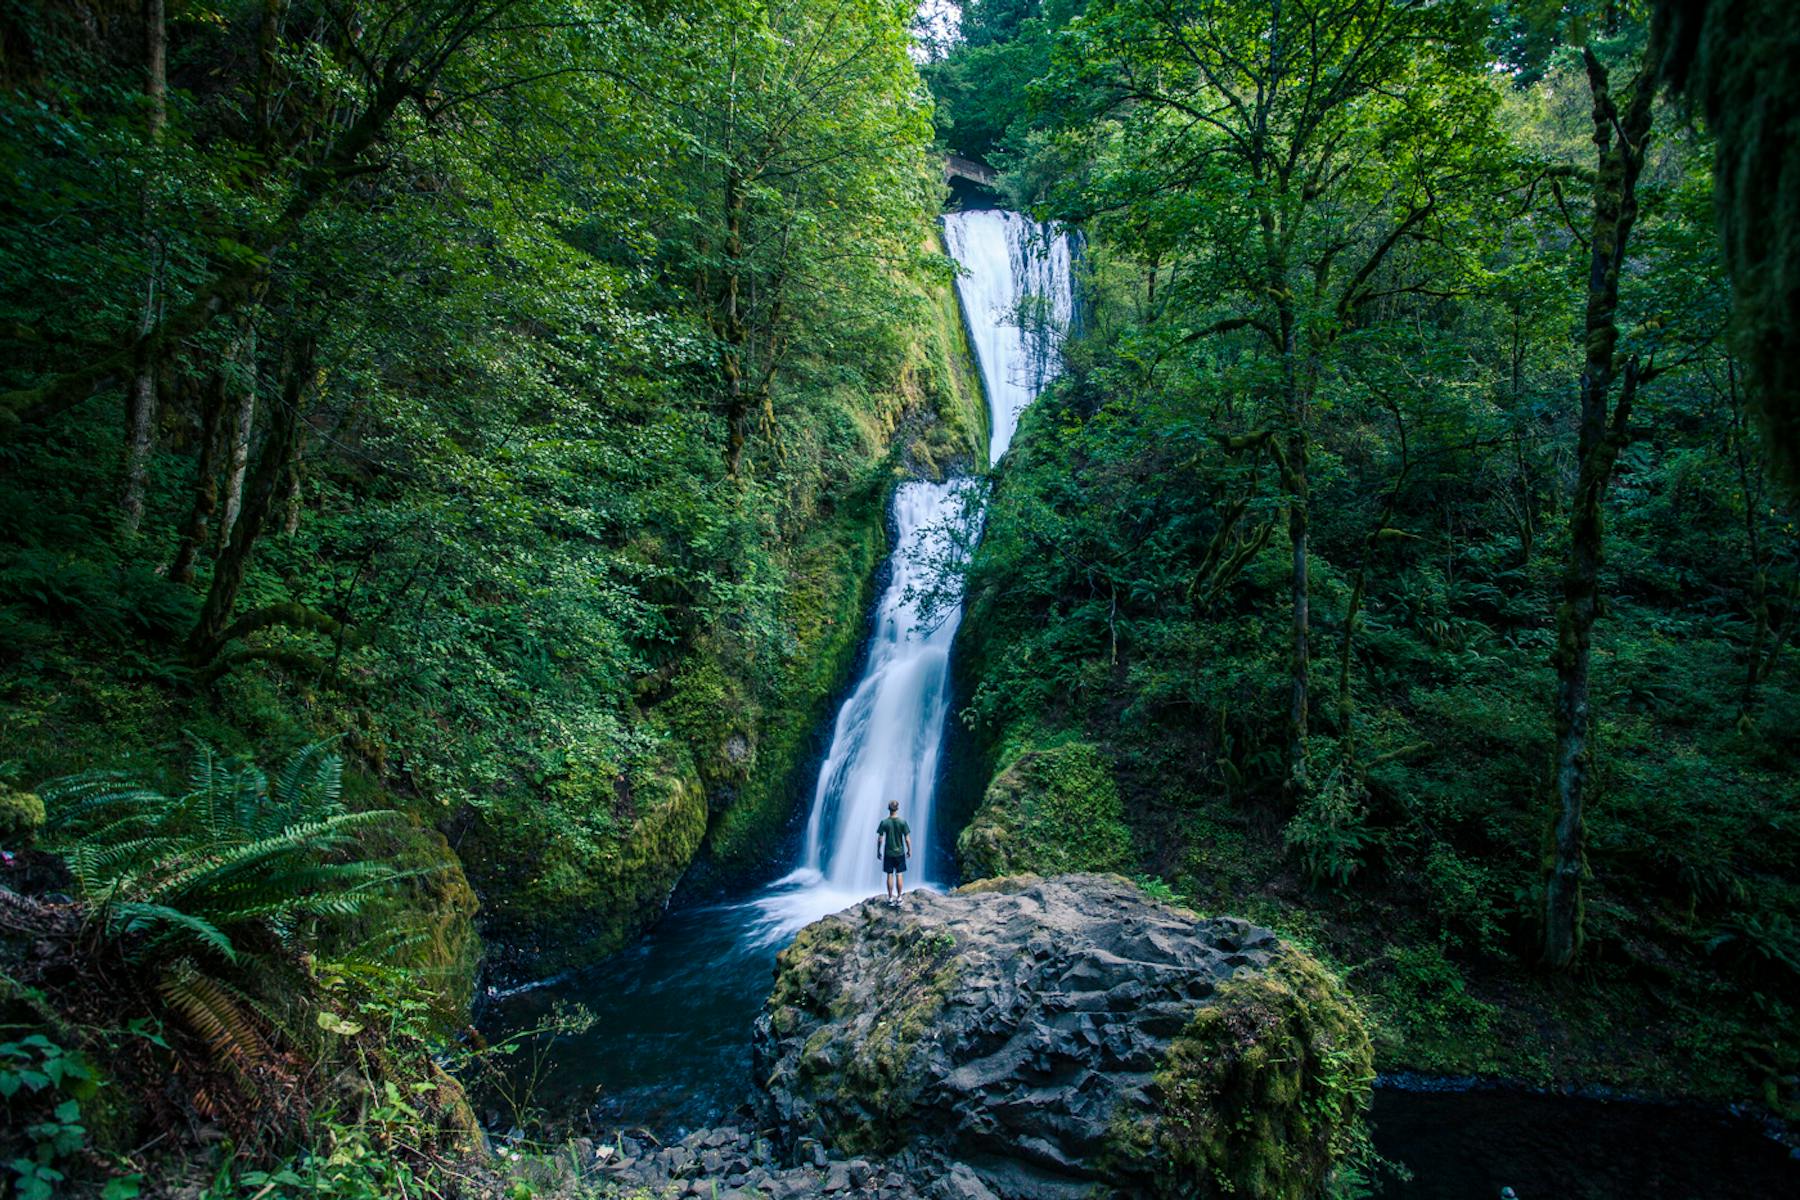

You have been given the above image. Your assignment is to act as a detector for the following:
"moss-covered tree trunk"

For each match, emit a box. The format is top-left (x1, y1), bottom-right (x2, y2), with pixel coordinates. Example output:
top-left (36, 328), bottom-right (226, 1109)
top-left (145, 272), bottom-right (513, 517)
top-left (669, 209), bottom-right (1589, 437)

top-left (120, 0), bottom-right (167, 533)
top-left (722, 164), bottom-right (750, 478)
top-left (216, 325), bottom-right (257, 550)
top-left (169, 355), bottom-right (233, 584)
top-left (1543, 43), bottom-right (1659, 971)
top-left (187, 335), bottom-right (313, 664)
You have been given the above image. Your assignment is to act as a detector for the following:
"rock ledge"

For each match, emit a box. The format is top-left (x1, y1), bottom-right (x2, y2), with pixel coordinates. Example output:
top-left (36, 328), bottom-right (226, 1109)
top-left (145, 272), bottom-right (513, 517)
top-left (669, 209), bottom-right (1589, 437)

top-left (753, 873), bottom-right (1371, 1199)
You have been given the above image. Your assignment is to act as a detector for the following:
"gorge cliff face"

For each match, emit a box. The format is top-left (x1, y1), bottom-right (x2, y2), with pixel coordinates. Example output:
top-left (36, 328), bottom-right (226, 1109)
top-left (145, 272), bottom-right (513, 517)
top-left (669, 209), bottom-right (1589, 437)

top-left (753, 874), bottom-right (1372, 1200)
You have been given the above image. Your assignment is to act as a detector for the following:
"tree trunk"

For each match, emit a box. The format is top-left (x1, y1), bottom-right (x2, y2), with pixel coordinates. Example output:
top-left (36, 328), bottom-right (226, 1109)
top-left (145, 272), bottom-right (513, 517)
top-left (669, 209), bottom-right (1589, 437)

top-left (187, 336), bottom-right (313, 664)
top-left (1726, 357), bottom-right (1797, 725)
top-left (1286, 426), bottom-right (1310, 798)
top-left (119, 0), bottom-right (167, 533)
top-left (121, 289), bottom-right (159, 532)
top-left (217, 327), bottom-right (258, 549)
top-left (1543, 42), bottom-right (1659, 970)
top-left (169, 356), bottom-right (234, 585)
top-left (280, 445), bottom-right (304, 536)
top-left (722, 165), bottom-right (750, 478)
top-left (1274, 289), bottom-right (1310, 800)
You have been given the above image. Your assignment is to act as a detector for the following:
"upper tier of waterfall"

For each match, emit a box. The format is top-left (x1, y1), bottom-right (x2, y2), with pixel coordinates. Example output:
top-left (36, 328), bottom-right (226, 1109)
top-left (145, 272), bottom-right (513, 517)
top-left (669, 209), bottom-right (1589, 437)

top-left (942, 208), bottom-right (1073, 463)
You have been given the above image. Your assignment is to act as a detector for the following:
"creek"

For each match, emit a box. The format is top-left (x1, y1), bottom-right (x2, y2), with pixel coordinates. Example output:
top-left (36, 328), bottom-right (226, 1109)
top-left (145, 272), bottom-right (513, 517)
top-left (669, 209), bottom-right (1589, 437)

top-left (478, 209), bottom-right (1799, 1197)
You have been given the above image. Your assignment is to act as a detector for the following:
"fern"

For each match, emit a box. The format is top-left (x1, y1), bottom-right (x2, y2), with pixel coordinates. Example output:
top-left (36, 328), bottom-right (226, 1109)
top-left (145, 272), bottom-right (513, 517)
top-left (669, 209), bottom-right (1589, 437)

top-left (40, 739), bottom-right (404, 965)
top-left (110, 903), bottom-right (237, 961)
top-left (157, 961), bottom-right (275, 1078)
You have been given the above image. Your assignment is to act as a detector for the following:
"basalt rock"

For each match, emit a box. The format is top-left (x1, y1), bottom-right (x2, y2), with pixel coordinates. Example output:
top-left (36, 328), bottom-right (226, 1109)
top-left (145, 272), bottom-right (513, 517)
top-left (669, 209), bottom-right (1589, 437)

top-left (753, 873), bottom-right (1372, 1200)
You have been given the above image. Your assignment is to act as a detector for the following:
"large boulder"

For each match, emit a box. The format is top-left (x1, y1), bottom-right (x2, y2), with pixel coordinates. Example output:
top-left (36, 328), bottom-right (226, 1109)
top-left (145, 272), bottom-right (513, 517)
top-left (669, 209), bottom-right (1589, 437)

top-left (753, 874), bottom-right (1371, 1200)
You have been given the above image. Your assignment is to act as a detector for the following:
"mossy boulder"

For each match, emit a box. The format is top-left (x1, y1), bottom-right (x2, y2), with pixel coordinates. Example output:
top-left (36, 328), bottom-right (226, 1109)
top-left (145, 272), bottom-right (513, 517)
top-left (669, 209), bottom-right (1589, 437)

top-left (350, 821), bottom-right (482, 1013)
top-left (955, 735), bottom-right (1133, 880)
top-left (460, 741), bottom-right (707, 980)
top-left (1118, 953), bottom-right (1373, 1198)
top-left (0, 790), bottom-right (45, 848)
top-left (752, 874), bottom-right (1371, 1199)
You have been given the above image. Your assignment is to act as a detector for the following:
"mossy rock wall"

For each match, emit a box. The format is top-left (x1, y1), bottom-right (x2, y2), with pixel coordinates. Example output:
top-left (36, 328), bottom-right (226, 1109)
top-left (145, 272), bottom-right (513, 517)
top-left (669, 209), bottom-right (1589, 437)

top-left (682, 248), bottom-right (988, 890)
top-left (682, 473), bottom-right (891, 887)
top-left (955, 731), bottom-right (1133, 880)
top-left (457, 740), bottom-right (706, 978)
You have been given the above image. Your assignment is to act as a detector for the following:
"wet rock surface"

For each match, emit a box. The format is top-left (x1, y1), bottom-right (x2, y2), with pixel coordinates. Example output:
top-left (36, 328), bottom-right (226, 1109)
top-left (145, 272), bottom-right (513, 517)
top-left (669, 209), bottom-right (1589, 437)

top-left (751, 873), bottom-right (1370, 1199)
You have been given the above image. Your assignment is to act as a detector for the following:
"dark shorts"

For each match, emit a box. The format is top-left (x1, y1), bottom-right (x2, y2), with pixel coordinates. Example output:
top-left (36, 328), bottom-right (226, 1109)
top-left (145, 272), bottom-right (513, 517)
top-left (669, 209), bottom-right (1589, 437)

top-left (882, 853), bottom-right (907, 874)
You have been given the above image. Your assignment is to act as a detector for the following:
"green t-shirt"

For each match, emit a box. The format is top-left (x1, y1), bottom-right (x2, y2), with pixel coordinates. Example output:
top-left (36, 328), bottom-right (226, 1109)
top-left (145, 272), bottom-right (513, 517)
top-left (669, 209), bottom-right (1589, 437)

top-left (878, 816), bottom-right (910, 857)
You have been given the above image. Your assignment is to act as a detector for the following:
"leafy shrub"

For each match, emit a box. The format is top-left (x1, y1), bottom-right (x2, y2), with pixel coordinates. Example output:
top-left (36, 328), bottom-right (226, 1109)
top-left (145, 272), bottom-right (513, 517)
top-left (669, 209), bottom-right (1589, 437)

top-left (1286, 749), bottom-right (1375, 889)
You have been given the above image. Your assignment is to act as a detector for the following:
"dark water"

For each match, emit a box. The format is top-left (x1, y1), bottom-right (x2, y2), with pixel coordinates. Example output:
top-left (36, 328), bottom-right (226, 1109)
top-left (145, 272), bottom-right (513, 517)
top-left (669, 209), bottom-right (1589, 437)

top-left (1368, 1087), bottom-right (1798, 1199)
top-left (478, 896), bottom-right (794, 1131)
top-left (482, 909), bottom-right (1800, 1198)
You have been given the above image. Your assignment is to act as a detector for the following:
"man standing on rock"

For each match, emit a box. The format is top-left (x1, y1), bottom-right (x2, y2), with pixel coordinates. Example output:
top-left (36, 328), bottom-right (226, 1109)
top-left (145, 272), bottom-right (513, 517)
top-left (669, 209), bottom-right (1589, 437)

top-left (878, 800), bottom-right (912, 908)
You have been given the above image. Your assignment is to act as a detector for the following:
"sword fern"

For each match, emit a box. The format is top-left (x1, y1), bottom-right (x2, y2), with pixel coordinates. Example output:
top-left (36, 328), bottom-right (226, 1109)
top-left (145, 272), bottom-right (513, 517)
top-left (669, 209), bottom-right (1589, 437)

top-left (41, 737), bottom-right (402, 965)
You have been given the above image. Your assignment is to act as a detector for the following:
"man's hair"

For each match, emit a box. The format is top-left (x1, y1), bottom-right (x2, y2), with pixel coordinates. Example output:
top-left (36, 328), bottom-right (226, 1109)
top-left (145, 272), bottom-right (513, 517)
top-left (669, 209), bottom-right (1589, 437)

top-left (888, 801), bottom-right (899, 812)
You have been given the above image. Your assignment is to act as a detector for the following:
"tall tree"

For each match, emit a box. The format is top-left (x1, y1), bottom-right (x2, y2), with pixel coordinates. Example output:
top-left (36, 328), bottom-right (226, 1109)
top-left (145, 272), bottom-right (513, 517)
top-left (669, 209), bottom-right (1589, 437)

top-left (1541, 32), bottom-right (1664, 970)
top-left (120, 0), bottom-right (168, 532)
top-left (1043, 0), bottom-right (1501, 796)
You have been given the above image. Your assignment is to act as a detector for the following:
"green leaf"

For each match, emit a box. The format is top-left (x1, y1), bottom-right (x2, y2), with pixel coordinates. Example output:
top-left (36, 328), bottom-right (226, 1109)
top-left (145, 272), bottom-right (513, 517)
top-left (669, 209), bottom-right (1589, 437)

top-left (316, 1011), bottom-right (363, 1036)
top-left (101, 1173), bottom-right (144, 1200)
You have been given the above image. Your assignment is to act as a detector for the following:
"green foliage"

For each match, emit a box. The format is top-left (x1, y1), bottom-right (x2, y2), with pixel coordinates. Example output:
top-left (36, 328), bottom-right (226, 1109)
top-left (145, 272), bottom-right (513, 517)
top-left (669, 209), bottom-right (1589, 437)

top-left (0, 0), bottom-right (962, 978)
top-left (0, 790), bottom-right (45, 847)
top-left (39, 739), bottom-right (401, 965)
top-left (935, 0), bottom-right (1799, 1106)
top-left (1285, 749), bottom-right (1377, 890)
top-left (0, 1034), bottom-right (137, 1200)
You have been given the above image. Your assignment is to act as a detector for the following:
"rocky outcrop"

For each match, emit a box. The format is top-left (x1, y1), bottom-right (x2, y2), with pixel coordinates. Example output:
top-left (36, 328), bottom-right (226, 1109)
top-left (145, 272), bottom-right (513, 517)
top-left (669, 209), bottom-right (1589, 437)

top-left (753, 874), bottom-right (1372, 1200)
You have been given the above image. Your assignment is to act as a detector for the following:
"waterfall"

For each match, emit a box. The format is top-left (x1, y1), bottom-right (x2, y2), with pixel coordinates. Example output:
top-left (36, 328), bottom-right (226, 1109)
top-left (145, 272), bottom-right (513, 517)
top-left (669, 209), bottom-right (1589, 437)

top-left (942, 209), bottom-right (1074, 466)
top-left (755, 208), bottom-right (1072, 935)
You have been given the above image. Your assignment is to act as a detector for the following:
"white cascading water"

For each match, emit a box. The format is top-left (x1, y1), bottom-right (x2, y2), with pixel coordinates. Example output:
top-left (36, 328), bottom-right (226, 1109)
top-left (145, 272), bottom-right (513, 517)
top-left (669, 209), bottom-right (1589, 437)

top-left (943, 209), bottom-right (1074, 467)
top-left (755, 208), bottom-right (1071, 936)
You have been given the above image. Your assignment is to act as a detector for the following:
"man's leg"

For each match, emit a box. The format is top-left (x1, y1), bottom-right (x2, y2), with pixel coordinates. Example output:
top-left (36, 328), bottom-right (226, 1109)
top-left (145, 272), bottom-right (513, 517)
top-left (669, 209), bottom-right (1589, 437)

top-left (885, 870), bottom-right (895, 901)
top-left (895, 871), bottom-right (904, 902)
